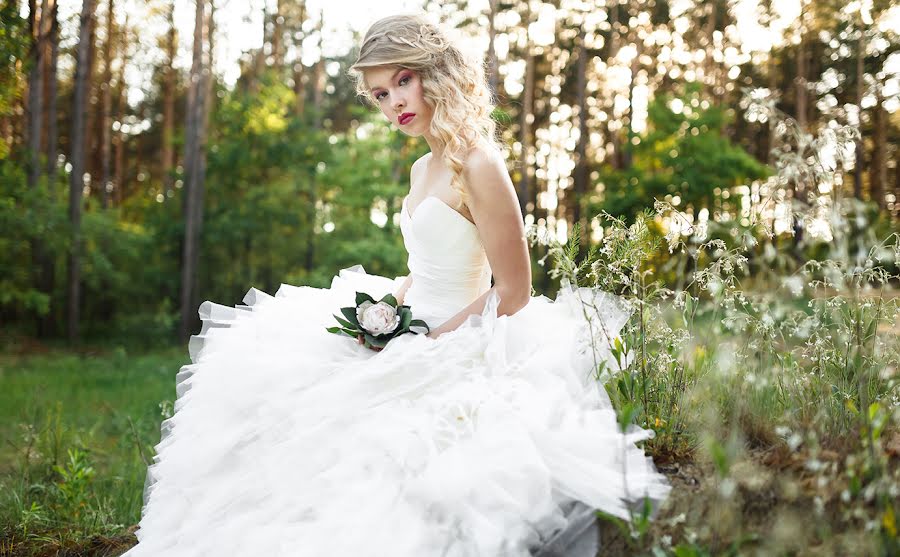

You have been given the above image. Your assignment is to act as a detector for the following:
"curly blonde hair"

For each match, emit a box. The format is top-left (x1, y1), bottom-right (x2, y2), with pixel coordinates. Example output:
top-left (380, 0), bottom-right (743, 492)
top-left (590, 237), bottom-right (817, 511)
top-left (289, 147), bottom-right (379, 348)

top-left (347, 13), bottom-right (501, 208)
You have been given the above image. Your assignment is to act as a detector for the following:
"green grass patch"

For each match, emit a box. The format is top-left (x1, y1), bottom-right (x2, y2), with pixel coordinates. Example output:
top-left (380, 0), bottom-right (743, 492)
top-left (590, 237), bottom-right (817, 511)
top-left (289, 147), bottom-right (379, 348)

top-left (0, 346), bottom-right (185, 553)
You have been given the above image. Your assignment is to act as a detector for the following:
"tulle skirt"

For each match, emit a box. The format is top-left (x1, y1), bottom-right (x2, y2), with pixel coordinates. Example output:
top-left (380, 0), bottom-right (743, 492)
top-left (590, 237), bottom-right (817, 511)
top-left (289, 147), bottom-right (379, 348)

top-left (124, 265), bottom-right (670, 556)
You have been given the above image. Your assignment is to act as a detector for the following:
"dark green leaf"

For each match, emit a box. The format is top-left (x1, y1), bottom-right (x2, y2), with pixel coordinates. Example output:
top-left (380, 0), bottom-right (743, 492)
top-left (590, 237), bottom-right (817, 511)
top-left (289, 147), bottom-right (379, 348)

top-left (399, 310), bottom-right (412, 331)
top-left (332, 314), bottom-right (355, 329)
top-left (340, 306), bottom-right (360, 327)
top-left (364, 332), bottom-right (388, 348)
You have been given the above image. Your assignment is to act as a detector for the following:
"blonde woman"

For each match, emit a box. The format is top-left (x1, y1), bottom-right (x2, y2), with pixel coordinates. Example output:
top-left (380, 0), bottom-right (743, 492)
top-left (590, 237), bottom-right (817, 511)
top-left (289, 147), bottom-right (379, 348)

top-left (125, 13), bottom-right (670, 557)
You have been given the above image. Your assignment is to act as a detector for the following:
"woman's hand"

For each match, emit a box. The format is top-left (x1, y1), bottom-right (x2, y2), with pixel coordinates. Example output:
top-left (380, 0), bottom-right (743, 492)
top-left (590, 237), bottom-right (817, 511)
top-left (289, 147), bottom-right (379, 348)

top-left (357, 333), bottom-right (383, 352)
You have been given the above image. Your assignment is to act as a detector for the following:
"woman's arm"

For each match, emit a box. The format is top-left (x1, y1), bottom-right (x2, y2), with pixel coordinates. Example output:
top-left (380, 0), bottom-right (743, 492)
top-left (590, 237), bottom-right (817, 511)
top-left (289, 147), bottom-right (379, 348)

top-left (427, 145), bottom-right (531, 339)
top-left (393, 274), bottom-right (413, 305)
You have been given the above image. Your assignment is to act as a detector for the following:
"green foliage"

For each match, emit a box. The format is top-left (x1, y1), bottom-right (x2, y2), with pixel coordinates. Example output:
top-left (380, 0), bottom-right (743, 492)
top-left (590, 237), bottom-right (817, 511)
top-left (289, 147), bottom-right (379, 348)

top-left (0, 163), bottom-right (59, 316)
top-left (1, 72), bottom-right (422, 342)
top-left (195, 74), bottom-right (416, 313)
top-left (0, 3), bottom-right (28, 160)
top-left (0, 347), bottom-right (182, 550)
top-left (596, 83), bottom-right (769, 221)
top-left (532, 91), bottom-right (899, 553)
top-left (0, 160), bottom-right (178, 343)
top-left (537, 197), bottom-right (899, 553)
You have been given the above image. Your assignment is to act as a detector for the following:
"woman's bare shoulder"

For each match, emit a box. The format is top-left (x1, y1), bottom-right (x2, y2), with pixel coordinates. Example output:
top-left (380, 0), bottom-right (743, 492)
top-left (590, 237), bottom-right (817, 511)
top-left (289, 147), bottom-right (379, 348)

top-left (410, 153), bottom-right (432, 186)
top-left (461, 142), bottom-right (507, 183)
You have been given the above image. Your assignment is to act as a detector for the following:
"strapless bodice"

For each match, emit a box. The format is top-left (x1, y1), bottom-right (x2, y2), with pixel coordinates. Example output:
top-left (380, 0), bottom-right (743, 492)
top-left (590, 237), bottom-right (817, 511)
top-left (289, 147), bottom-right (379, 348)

top-left (400, 195), bottom-right (492, 327)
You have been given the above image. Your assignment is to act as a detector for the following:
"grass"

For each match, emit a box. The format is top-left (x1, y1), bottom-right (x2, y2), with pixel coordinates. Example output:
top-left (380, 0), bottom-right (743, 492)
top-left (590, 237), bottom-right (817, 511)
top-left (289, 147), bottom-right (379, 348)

top-left (0, 341), bottom-right (185, 556)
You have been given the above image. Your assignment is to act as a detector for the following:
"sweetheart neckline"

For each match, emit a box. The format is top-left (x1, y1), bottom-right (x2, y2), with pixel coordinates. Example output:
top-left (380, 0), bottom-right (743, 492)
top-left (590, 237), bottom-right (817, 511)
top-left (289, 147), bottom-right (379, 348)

top-left (402, 195), bottom-right (477, 229)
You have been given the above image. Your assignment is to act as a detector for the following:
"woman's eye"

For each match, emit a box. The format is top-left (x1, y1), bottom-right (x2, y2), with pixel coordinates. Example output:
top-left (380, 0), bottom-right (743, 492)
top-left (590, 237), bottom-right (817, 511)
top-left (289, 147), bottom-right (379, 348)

top-left (375, 76), bottom-right (410, 101)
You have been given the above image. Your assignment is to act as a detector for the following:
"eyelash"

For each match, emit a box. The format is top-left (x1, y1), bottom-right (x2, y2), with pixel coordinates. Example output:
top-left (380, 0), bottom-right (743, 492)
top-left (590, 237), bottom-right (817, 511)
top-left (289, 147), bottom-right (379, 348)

top-left (375, 75), bottom-right (411, 101)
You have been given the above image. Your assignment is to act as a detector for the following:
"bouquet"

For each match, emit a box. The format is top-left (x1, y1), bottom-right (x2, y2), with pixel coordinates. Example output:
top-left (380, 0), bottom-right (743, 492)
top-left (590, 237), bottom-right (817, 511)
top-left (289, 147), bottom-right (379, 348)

top-left (326, 291), bottom-right (430, 351)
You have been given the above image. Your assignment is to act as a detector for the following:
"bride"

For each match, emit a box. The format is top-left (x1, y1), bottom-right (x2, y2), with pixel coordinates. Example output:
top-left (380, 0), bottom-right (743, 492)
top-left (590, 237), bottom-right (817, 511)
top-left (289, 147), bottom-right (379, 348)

top-left (124, 13), bottom-right (670, 557)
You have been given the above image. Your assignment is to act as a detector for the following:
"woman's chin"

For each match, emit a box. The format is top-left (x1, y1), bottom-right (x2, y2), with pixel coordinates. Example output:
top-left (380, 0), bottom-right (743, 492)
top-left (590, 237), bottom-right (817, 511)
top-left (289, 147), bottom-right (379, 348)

top-left (400, 126), bottom-right (423, 138)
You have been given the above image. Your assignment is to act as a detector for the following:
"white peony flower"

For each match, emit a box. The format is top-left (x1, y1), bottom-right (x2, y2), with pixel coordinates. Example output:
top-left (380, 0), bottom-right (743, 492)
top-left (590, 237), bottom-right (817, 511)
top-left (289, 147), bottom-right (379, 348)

top-left (357, 301), bottom-right (400, 336)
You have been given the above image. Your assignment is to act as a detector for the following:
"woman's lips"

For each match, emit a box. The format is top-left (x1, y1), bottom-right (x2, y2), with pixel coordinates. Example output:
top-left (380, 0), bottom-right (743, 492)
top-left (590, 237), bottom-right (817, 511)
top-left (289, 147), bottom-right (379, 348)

top-left (399, 113), bottom-right (416, 125)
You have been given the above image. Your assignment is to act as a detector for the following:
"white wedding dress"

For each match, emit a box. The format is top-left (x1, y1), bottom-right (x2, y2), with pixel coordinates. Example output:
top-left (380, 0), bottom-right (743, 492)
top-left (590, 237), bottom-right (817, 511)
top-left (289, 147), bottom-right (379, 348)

top-left (124, 195), bottom-right (671, 556)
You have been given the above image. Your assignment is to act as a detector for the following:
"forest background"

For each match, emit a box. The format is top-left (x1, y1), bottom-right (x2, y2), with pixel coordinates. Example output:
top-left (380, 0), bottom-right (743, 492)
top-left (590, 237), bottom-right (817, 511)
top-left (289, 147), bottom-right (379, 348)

top-left (0, 0), bottom-right (899, 555)
top-left (1, 0), bottom-right (897, 345)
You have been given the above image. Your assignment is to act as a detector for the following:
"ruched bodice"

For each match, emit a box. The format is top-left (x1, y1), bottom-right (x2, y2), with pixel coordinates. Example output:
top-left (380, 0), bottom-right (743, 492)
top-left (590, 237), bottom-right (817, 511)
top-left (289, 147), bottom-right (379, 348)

top-left (400, 195), bottom-right (492, 327)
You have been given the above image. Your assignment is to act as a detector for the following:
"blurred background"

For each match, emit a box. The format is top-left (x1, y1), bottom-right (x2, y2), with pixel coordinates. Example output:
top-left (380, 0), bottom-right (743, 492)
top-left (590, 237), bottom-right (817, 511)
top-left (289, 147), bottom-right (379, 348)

top-left (0, 0), bottom-right (898, 555)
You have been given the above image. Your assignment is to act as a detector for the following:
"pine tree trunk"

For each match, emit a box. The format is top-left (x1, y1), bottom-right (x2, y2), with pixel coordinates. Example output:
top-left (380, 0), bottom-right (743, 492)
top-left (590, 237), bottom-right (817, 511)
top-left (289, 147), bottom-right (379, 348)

top-left (26, 0), bottom-right (45, 188)
top-left (249, 3), bottom-right (267, 94)
top-left (703, 0), bottom-right (716, 100)
top-left (607, 2), bottom-right (621, 170)
top-left (870, 92), bottom-right (886, 209)
top-left (292, 1), bottom-right (307, 117)
top-left (853, 30), bottom-right (864, 199)
top-left (44, 0), bottom-right (58, 176)
top-left (311, 12), bottom-right (325, 125)
top-left (766, 50), bottom-right (777, 165)
top-left (622, 32), bottom-right (639, 170)
top-left (113, 13), bottom-right (128, 205)
top-left (516, 1), bottom-right (534, 219)
top-left (34, 0), bottom-right (56, 337)
top-left (162, 0), bottom-right (176, 194)
top-left (573, 24), bottom-right (588, 253)
top-left (272, 0), bottom-right (284, 71)
top-left (795, 33), bottom-right (807, 131)
top-left (100, 0), bottom-right (114, 208)
top-left (486, 0), bottom-right (499, 103)
top-left (68, 0), bottom-right (96, 343)
top-left (178, 0), bottom-right (210, 341)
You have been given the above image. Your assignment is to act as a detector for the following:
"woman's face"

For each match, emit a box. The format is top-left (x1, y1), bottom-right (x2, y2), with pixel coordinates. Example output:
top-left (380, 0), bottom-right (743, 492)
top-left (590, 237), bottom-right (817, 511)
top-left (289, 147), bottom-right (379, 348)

top-left (365, 66), bottom-right (433, 137)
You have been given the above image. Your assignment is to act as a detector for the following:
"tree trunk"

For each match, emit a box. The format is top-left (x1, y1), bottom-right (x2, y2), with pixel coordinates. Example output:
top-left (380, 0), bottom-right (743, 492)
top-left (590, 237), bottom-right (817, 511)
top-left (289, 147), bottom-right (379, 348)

top-left (271, 0), bottom-right (284, 71)
top-left (34, 0), bottom-right (57, 337)
top-left (766, 50), bottom-right (777, 165)
top-left (870, 92), bottom-right (886, 209)
top-left (100, 0), bottom-right (114, 208)
top-left (486, 0), bottom-right (499, 103)
top-left (795, 32), bottom-right (807, 131)
top-left (292, 0), bottom-right (307, 117)
top-left (26, 0), bottom-right (45, 188)
top-left (44, 0), bottom-right (58, 177)
top-left (249, 2), bottom-right (268, 94)
top-left (622, 31), bottom-right (639, 170)
top-left (178, 0), bottom-right (210, 341)
top-left (607, 1), bottom-right (621, 170)
top-left (162, 0), bottom-right (176, 194)
top-left (853, 29), bottom-right (864, 199)
top-left (516, 1), bottom-right (534, 218)
top-left (573, 24), bottom-right (588, 253)
top-left (311, 11), bottom-right (325, 124)
top-left (703, 0), bottom-right (716, 99)
top-left (68, 0), bottom-right (96, 343)
top-left (114, 13), bottom-right (128, 205)
top-left (84, 3), bottom-right (99, 198)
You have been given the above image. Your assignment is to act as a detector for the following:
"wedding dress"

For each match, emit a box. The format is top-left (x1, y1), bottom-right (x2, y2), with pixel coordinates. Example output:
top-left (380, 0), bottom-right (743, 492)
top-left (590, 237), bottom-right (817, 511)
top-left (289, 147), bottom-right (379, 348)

top-left (124, 194), bottom-right (671, 556)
